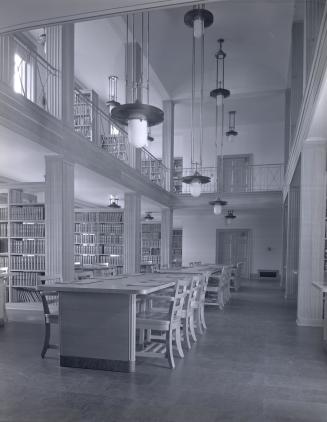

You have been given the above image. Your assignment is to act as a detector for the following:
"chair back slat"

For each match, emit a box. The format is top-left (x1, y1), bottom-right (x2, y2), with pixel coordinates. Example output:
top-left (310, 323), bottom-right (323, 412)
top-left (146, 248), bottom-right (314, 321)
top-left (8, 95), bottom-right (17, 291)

top-left (169, 280), bottom-right (188, 326)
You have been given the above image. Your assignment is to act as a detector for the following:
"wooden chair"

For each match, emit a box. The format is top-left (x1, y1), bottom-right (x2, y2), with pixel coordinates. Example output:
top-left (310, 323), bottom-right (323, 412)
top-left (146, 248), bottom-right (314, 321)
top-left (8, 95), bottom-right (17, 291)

top-left (181, 275), bottom-right (201, 349)
top-left (230, 262), bottom-right (243, 291)
top-left (37, 274), bottom-right (62, 358)
top-left (136, 279), bottom-right (188, 369)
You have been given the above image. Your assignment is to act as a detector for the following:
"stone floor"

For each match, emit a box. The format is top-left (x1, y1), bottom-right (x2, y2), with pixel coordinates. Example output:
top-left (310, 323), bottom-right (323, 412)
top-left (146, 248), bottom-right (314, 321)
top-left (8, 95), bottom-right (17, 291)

top-left (1, 280), bottom-right (327, 422)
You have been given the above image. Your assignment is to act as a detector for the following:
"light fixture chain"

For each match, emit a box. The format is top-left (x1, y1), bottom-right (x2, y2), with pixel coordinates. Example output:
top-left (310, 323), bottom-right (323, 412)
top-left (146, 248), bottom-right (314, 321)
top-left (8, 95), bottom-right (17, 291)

top-left (199, 22), bottom-right (204, 170)
top-left (191, 31), bottom-right (195, 169)
top-left (220, 94), bottom-right (225, 193)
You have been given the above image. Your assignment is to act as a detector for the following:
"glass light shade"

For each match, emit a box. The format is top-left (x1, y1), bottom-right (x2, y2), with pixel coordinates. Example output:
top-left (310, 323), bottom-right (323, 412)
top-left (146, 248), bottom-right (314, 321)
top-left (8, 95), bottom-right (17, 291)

top-left (190, 179), bottom-right (202, 197)
top-left (193, 16), bottom-right (204, 38)
top-left (128, 118), bottom-right (148, 148)
top-left (226, 217), bottom-right (232, 225)
top-left (213, 204), bottom-right (222, 215)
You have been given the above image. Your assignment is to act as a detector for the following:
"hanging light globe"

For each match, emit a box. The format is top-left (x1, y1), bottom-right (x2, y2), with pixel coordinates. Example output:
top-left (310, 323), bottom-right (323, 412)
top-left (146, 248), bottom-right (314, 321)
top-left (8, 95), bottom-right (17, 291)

top-left (209, 198), bottom-right (227, 215)
top-left (182, 171), bottom-right (210, 198)
top-left (184, 7), bottom-right (214, 39)
top-left (128, 118), bottom-right (148, 148)
top-left (225, 210), bottom-right (236, 225)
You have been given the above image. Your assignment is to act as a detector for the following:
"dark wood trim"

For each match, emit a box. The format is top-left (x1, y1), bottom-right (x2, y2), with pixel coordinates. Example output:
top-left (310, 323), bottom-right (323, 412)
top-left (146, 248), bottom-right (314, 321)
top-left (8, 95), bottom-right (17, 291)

top-left (60, 355), bottom-right (136, 373)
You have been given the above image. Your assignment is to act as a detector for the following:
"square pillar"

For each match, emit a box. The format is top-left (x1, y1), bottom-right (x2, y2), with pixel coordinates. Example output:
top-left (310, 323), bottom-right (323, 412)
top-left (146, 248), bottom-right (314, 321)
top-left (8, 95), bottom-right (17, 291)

top-left (297, 139), bottom-right (326, 326)
top-left (124, 193), bottom-right (141, 274)
top-left (61, 24), bottom-right (74, 128)
top-left (160, 208), bottom-right (173, 269)
top-left (45, 155), bottom-right (74, 282)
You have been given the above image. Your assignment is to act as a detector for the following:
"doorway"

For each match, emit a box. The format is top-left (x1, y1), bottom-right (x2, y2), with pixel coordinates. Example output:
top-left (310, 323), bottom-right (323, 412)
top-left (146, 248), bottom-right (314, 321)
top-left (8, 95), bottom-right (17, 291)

top-left (216, 229), bottom-right (252, 278)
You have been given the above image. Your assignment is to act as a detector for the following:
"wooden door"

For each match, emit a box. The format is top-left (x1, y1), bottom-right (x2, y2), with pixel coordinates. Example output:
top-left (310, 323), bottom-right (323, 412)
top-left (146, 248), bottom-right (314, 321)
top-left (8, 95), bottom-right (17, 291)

top-left (220, 156), bottom-right (250, 193)
top-left (216, 229), bottom-right (251, 278)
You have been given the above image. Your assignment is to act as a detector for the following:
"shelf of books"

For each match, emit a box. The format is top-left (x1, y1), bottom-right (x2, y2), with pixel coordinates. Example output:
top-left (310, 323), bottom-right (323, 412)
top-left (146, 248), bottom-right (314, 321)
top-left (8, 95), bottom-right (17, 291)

top-left (74, 209), bottom-right (124, 275)
top-left (141, 223), bottom-right (183, 271)
top-left (74, 89), bottom-right (98, 143)
top-left (141, 157), bottom-right (183, 192)
top-left (172, 228), bottom-right (183, 268)
top-left (0, 188), bottom-right (45, 302)
top-left (101, 134), bottom-right (128, 162)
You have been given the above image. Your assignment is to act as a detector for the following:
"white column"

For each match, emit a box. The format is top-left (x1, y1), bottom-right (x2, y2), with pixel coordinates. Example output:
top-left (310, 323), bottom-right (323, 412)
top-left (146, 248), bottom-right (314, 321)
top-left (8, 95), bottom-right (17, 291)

top-left (160, 208), bottom-right (173, 269)
top-left (297, 139), bottom-right (326, 326)
top-left (285, 187), bottom-right (300, 299)
top-left (123, 193), bottom-right (141, 274)
top-left (61, 23), bottom-right (74, 128)
top-left (45, 155), bottom-right (74, 282)
top-left (162, 101), bottom-right (174, 191)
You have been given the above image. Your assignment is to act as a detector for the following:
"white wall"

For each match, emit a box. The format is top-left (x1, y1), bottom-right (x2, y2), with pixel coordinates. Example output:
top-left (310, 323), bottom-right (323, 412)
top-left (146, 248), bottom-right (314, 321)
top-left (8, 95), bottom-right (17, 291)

top-left (175, 208), bottom-right (283, 276)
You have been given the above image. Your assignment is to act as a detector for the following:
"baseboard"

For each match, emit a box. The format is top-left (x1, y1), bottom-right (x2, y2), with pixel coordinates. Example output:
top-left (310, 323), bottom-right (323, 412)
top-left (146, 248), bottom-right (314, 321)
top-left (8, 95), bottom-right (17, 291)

top-left (296, 317), bottom-right (323, 327)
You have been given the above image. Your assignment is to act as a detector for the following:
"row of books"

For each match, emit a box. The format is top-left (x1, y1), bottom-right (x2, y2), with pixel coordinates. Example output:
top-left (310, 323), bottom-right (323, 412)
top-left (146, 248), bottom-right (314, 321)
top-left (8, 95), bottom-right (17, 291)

top-left (10, 206), bottom-right (44, 221)
top-left (11, 222), bottom-right (45, 237)
top-left (142, 255), bottom-right (160, 264)
top-left (142, 248), bottom-right (160, 256)
top-left (75, 223), bottom-right (97, 233)
top-left (142, 232), bottom-right (161, 240)
top-left (0, 256), bottom-right (8, 268)
top-left (0, 208), bottom-right (8, 220)
top-left (103, 245), bottom-right (123, 255)
top-left (99, 212), bottom-right (123, 223)
top-left (99, 223), bottom-right (123, 235)
top-left (75, 212), bottom-right (97, 222)
top-left (74, 245), bottom-right (102, 255)
top-left (99, 234), bottom-right (123, 244)
top-left (74, 255), bottom-right (96, 265)
top-left (10, 271), bottom-right (40, 287)
top-left (142, 240), bottom-right (160, 248)
top-left (0, 223), bottom-right (7, 237)
top-left (10, 255), bottom-right (45, 271)
top-left (11, 239), bottom-right (45, 254)
top-left (74, 233), bottom-right (96, 244)
top-left (98, 255), bottom-right (123, 266)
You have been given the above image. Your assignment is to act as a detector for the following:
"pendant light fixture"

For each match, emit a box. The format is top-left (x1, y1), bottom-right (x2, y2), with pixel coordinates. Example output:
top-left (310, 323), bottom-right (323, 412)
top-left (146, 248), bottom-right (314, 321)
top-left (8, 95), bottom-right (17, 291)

top-left (225, 210), bottom-right (236, 225)
top-left (106, 75), bottom-right (120, 108)
top-left (108, 196), bottom-right (121, 209)
top-left (184, 5), bottom-right (213, 39)
top-left (209, 39), bottom-right (230, 214)
top-left (226, 110), bottom-right (238, 141)
top-left (144, 212), bottom-right (154, 221)
top-left (111, 13), bottom-right (163, 149)
top-left (182, 5), bottom-right (213, 198)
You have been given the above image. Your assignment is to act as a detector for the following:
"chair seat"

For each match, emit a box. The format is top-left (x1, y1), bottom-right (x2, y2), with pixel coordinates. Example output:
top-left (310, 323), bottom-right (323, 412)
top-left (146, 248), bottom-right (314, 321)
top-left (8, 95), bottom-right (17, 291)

top-left (137, 309), bottom-right (170, 331)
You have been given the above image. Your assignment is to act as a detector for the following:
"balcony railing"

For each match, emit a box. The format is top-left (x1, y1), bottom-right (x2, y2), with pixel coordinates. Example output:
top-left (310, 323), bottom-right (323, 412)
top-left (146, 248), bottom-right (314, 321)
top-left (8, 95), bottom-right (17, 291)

top-left (178, 164), bottom-right (284, 195)
top-left (0, 34), bottom-right (61, 119)
top-left (141, 148), bottom-right (169, 191)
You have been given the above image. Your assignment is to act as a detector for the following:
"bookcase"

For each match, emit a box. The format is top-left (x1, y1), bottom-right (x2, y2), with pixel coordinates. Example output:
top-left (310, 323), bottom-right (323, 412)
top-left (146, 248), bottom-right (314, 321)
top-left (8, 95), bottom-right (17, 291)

top-left (101, 134), bottom-right (128, 162)
top-left (141, 157), bottom-right (183, 192)
top-left (74, 89), bottom-right (98, 143)
top-left (141, 223), bottom-right (161, 270)
top-left (172, 229), bottom-right (183, 268)
top-left (74, 209), bottom-right (123, 274)
top-left (0, 188), bottom-right (45, 302)
top-left (141, 223), bottom-right (183, 270)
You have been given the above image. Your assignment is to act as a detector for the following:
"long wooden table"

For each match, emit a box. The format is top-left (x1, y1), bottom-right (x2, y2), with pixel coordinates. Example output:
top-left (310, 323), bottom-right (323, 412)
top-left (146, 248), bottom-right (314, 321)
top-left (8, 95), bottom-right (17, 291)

top-left (40, 275), bottom-right (176, 372)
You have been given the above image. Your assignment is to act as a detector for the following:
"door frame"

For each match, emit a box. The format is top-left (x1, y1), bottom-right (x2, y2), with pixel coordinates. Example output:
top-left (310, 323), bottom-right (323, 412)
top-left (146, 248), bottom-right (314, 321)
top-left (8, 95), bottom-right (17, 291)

top-left (215, 228), bottom-right (253, 278)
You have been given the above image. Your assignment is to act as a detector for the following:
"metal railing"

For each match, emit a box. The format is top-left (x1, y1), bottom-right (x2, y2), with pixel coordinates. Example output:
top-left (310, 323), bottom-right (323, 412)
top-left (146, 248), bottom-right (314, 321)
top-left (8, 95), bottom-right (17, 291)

top-left (177, 164), bottom-right (284, 195)
top-left (141, 148), bottom-right (169, 190)
top-left (74, 87), bottom-right (135, 167)
top-left (0, 34), bottom-right (61, 119)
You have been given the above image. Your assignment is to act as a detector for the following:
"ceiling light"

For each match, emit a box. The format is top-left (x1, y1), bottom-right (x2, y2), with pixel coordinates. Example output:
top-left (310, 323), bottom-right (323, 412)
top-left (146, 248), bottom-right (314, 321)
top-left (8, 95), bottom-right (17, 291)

top-left (106, 75), bottom-right (120, 108)
top-left (111, 13), bottom-right (164, 149)
top-left (209, 198), bottom-right (227, 215)
top-left (210, 39), bottom-right (230, 103)
top-left (182, 5), bottom-right (212, 197)
top-left (226, 110), bottom-right (238, 141)
top-left (225, 210), bottom-right (236, 225)
top-left (144, 212), bottom-right (154, 221)
top-left (184, 6), bottom-right (213, 39)
top-left (108, 196), bottom-right (121, 209)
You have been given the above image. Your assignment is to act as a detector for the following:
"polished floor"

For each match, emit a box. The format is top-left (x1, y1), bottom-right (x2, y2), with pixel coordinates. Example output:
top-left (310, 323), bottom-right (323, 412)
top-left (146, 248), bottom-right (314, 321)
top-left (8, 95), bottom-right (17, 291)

top-left (1, 280), bottom-right (327, 422)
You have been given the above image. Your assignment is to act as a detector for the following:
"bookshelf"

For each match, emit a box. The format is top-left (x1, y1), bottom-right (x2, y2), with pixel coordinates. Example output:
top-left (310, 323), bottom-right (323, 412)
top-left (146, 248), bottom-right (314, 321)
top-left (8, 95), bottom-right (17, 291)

top-left (141, 223), bottom-right (161, 270)
top-left (74, 89), bottom-right (98, 143)
top-left (74, 209), bottom-right (124, 275)
top-left (0, 188), bottom-right (45, 302)
top-left (141, 223), bottom-right (183, 270)
top-left (101, 134), bottom-right (128, 162)
top-left (172, 228), bottom-right (183, 268)
top-left (141, 157), bottom-right (183, 192)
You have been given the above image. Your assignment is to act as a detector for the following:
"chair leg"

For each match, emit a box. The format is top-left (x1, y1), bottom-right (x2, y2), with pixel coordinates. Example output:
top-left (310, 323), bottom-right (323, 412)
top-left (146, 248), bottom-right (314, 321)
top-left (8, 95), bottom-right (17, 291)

top-left (41, 323), bottom-right (50, 359)
top-left (189, 313), bottom-right (197, 342)
top-left (196, 308), bottom-right (203, 335)
top-left (200, 304), bottom-right (207, 330)
top-left (166, 330), bottom-right (175, 369)
top-left (175, 326), bottom-right (184, 358)
top-left (183, 316), bottom-right (191, 350)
